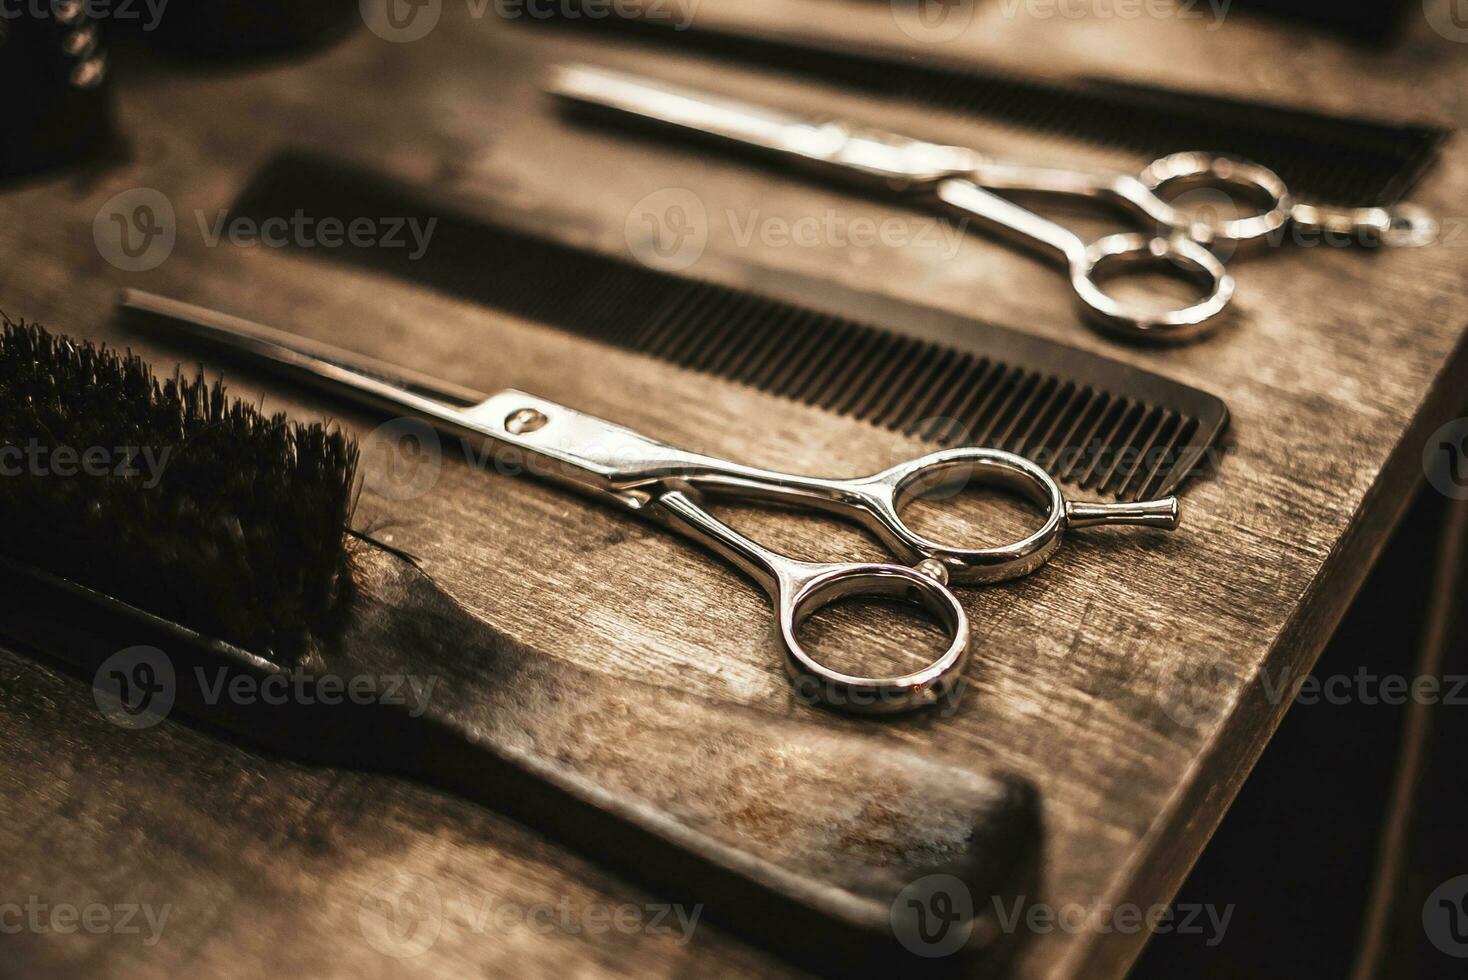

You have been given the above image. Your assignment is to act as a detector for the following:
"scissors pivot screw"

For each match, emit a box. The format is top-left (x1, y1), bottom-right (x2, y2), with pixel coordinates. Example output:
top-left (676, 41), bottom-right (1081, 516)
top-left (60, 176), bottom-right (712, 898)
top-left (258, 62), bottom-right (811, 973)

top-left (506, 407), bottom-right (549, 434)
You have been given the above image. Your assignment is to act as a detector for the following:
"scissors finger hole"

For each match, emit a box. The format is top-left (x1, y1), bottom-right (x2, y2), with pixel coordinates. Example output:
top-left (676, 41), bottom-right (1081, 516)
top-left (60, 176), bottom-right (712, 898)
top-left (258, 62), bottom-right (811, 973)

top-left (1089, 260), bottom-right (1213, 316)
top-left (784, 566), bottom-right (968, 714)
top-left (1074, 234), bottom-right (1232, 339)
top-left (1089, 243), bottom-right (1217, 304)
top-left (897, 475), bottom-right (1050, 550)
top-left (878, 449), bottom-right (1065, 581)
top-left (1140, 152), bottom-right (1291, 247)
top-left (792, 594), bottom-right (955, 679)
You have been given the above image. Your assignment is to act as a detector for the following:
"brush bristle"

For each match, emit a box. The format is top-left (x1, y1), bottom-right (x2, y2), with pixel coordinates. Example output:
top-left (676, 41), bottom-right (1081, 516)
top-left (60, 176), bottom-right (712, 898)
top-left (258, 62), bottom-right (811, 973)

top-left (0, 315), bottom-right (359, 665)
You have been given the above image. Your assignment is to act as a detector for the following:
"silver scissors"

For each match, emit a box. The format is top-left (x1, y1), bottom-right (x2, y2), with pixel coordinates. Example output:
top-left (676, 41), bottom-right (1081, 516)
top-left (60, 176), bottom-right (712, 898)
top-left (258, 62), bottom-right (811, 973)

top-left (549, 64), bottom-right (1432, 344)
top-left (124, 290), bottom-right (1179, 715)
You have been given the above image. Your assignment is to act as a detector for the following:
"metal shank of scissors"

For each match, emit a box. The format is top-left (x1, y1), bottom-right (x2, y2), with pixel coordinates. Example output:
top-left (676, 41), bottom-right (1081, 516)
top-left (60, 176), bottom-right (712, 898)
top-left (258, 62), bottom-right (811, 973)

top-left (125, 291), bottom-right (1182, 715)
top-left (549, 64), bottom-right (1242, 343)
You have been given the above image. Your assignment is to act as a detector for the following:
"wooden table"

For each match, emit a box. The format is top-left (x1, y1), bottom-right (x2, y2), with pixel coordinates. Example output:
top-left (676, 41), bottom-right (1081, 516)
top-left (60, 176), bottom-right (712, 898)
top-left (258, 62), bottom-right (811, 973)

top-left (2, 2), bottom-right (1465, 977)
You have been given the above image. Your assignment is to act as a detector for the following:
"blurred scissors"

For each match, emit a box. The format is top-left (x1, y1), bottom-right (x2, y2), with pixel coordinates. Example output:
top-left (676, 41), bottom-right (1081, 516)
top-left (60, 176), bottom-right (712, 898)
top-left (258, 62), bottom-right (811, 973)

top-left (125, 290), bottom-right (1180, 715)
top-left (549, 64), bottom-right (1430, 344)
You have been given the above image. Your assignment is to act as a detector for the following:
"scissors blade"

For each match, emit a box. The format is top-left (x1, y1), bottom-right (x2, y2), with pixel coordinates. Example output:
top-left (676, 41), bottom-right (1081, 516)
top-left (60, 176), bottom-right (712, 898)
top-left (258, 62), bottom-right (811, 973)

top-left (119, 289), bottom-right (484, 425)
top-left (550, 62), bottom-right (833, 156)
top-left (119, 290), bottom-right (733, 504)
top-left (548, 63), bottom-right (970, 187)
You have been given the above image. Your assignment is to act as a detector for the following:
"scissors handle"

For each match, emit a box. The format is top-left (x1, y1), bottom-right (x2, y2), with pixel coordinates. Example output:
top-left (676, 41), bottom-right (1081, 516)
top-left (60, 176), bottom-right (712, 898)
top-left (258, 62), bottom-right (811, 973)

top-left (934, 179), bottom-right (1234, 344)
top-left (676, 447), bottom-right (1178, 585)
top-left (839, 447), bottom-right (1179, 584)
top-left (652, 490), bottom-right (970, 715)
top-left (1132, 152), bottom-right (1294, 248)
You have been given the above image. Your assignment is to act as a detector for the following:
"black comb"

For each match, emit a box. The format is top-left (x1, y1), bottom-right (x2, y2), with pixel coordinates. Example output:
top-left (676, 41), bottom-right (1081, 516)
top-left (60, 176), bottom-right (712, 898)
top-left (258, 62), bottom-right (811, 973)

top-left (519, 7), bottom-right (1445, 207)
top-left (231, 153), bottom-right (1229, 501)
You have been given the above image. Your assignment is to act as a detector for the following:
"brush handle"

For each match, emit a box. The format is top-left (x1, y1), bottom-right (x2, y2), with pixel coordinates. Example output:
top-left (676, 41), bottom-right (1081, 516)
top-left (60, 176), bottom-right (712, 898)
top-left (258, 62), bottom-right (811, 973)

top-left (339, 545), bottom-right (1039, 973)
top-left (0, 550), bottom-right (1039, 975)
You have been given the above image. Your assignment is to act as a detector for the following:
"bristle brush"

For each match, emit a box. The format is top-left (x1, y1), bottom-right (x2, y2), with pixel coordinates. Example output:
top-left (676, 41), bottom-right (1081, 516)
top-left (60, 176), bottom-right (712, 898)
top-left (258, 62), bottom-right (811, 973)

top-left (0, 313), bottom-right (1040, 976)
top-left (0, 320), bottom-right (356, 664)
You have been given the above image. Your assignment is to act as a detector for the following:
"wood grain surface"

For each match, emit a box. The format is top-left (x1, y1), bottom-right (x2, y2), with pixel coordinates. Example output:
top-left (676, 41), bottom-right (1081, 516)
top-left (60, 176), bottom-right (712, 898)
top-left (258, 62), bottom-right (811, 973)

top-left (1, 2), bottom-right (1466, 977)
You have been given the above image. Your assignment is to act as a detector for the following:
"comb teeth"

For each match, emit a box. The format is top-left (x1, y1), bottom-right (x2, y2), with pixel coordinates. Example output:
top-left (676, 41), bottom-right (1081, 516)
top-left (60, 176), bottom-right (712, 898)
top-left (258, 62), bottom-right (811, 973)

top-left (231, 153), bottom-right (1227, 503)
top-left (618, 282), bottom-right (1195, 501)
